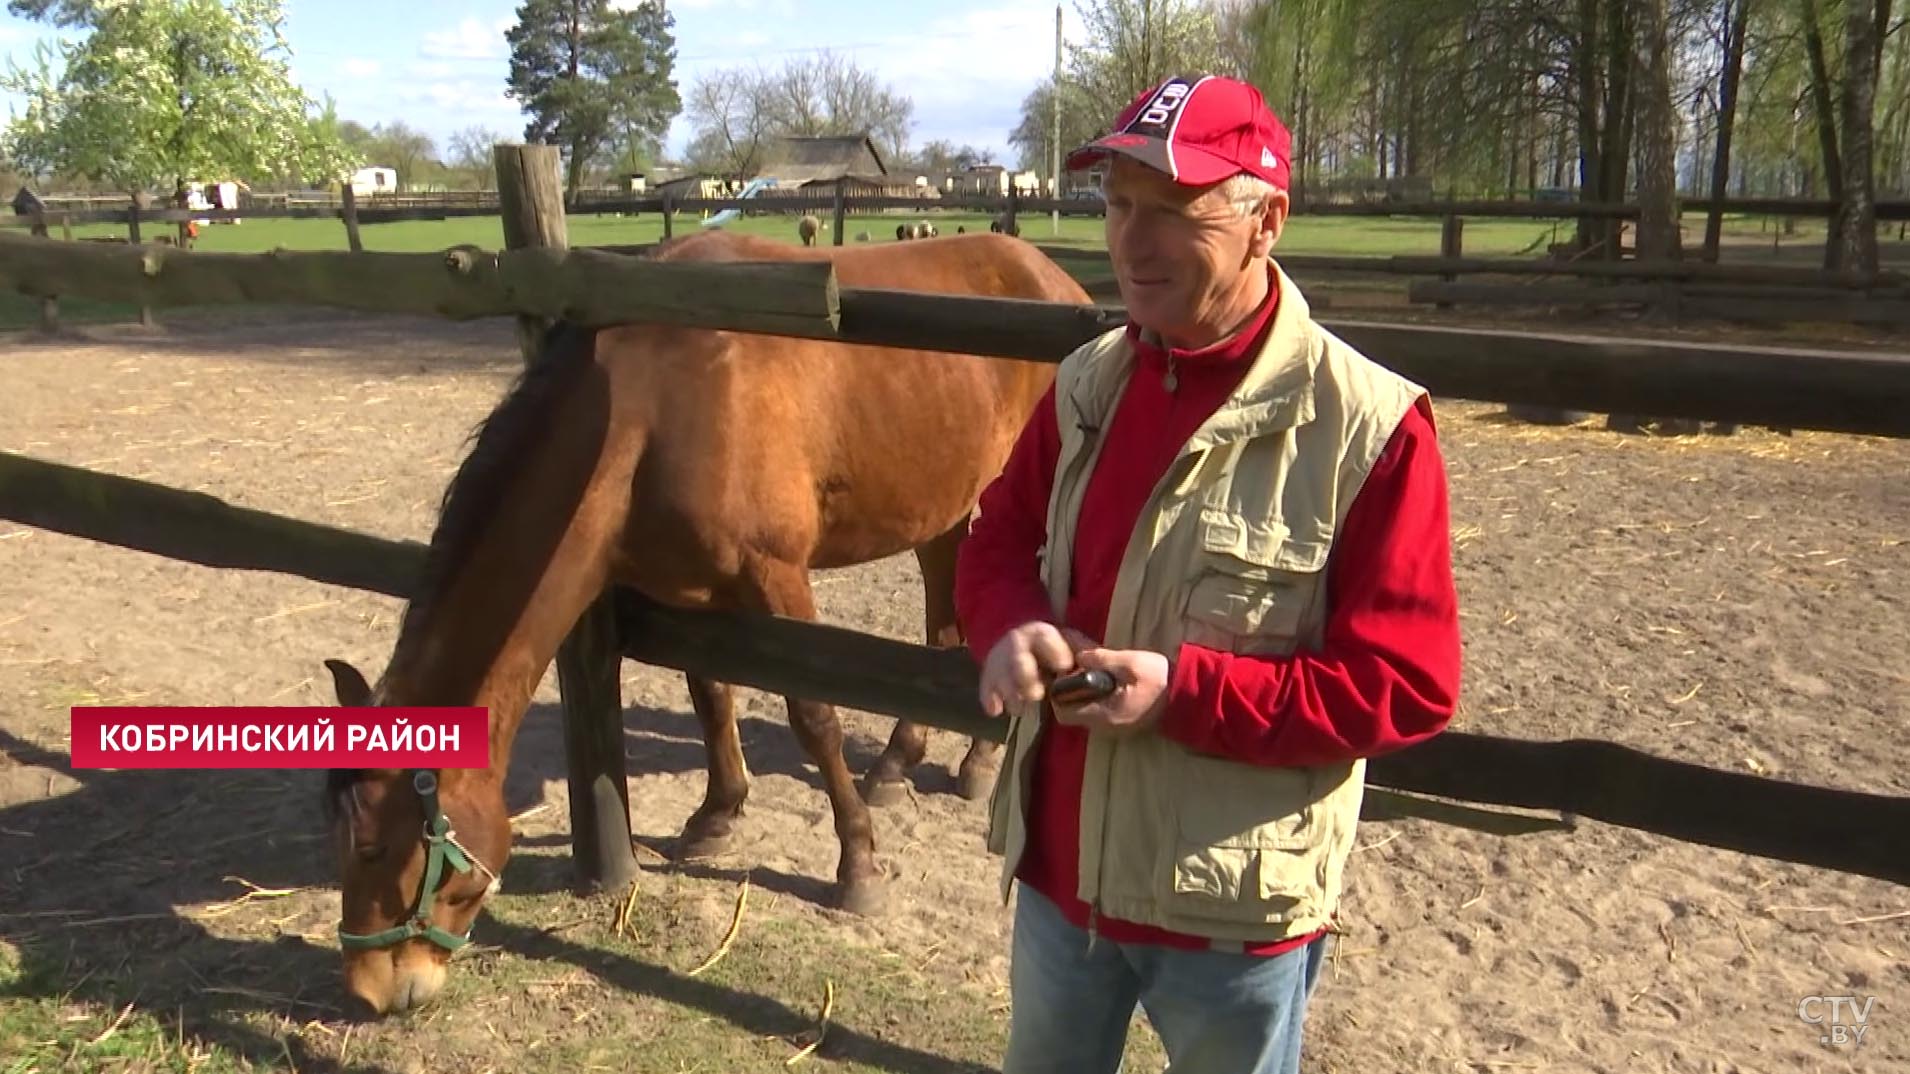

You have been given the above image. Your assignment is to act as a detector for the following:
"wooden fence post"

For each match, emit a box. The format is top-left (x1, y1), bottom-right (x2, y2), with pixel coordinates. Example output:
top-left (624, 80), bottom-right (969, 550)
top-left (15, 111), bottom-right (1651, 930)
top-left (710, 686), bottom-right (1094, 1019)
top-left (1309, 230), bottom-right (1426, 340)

top-left (27, 211), bottom-right (57, 332)
top-left (494, 144), bottom-right (570, 366)
top-left (491, 142), bottom-right (638, 896)
top-left (832, 181), bottom-right (846, 246)
top-left (1438, 214), bottom-right (1464, 311)
top-left (338, 181), bottom-right (364, 253)
top-left (127, 195), bottom-right (155, 327)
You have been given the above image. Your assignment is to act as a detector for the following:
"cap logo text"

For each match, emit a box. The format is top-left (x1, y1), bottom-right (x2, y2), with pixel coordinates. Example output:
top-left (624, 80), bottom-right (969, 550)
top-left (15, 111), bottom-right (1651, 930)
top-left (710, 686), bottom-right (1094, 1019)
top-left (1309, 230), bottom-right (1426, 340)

top-left (1135, 81), bottom-right (1192, 130)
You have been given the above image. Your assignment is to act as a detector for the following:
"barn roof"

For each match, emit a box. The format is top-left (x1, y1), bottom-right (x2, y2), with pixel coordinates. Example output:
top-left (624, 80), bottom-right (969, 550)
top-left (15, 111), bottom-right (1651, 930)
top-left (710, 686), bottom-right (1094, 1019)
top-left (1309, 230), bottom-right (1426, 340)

top-left (758, 134), bottom-right (888, 184)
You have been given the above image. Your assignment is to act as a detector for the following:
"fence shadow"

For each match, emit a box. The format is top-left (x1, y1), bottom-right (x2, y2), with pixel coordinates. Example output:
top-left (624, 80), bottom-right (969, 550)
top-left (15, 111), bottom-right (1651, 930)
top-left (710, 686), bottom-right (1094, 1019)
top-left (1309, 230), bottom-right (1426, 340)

top-left (0, 726), bottom-right (394, 1071)
top-left (487, 916), bottom-right (995, 1074)
top-left (1, 309), bottom-right (525, 380)
top-left (0, 719), bottom-right (987, 1073)
top-left (504, 689), bottom-right (901, 909)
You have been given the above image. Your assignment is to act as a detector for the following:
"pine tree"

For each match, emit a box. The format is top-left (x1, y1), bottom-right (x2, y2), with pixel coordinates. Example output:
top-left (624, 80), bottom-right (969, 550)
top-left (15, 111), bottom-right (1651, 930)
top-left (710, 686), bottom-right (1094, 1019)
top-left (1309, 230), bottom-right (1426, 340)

top-left (506, 0), bottom-right (681, 197)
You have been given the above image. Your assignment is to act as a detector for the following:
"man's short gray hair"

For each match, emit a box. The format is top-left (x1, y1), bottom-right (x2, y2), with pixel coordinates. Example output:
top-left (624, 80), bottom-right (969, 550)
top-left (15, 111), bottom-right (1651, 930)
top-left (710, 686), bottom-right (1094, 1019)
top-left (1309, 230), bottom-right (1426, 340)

top-left (1093, 164), bottom-right (1281, 218)
top-left (1219, 173), bottom-right (1279, 217)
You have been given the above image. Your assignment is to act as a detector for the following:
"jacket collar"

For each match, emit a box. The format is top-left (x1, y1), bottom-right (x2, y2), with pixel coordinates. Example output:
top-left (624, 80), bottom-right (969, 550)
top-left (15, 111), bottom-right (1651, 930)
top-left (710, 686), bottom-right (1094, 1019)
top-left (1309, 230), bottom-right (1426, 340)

top-left (1066, 261), bottom-right (1318, 452)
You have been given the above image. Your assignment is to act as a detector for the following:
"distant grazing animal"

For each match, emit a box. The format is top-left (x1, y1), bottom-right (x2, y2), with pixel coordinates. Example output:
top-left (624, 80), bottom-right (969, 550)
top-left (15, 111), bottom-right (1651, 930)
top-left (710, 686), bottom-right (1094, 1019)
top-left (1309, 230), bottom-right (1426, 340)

top-left (797, 215), bottom-right (820, 246)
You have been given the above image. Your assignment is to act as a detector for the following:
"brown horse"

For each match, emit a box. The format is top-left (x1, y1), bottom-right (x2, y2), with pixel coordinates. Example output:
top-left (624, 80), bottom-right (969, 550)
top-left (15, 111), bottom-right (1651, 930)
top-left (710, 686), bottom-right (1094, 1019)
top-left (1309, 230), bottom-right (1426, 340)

top-left (320, 230), bottom-right (1088, 1016)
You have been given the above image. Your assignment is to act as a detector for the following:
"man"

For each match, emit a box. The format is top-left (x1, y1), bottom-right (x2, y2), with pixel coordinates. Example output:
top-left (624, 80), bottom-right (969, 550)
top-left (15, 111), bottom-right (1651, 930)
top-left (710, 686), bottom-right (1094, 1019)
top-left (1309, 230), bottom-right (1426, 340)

top-left (954, 74), bottom-right (1462, 1074)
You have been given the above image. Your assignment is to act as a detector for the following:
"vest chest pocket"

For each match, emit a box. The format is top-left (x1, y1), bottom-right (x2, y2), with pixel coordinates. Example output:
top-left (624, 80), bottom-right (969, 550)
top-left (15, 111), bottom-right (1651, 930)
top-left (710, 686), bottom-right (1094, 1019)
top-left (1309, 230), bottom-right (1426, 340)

top-left (1180, 514), bottom-right (1329, 656)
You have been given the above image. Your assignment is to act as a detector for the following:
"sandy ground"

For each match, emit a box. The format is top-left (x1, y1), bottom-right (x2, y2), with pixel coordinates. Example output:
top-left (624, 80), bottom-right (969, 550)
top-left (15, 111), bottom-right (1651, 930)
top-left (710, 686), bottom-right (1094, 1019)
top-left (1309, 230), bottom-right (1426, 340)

top-left (0, 310), bottom-right (1904, 1073)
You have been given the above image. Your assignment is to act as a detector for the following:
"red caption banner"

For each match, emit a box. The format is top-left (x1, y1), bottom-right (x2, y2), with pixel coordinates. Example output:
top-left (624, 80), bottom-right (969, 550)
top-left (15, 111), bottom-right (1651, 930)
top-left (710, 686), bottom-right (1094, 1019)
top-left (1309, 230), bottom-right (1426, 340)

top-left (69, 707), bottom-right (490, 770)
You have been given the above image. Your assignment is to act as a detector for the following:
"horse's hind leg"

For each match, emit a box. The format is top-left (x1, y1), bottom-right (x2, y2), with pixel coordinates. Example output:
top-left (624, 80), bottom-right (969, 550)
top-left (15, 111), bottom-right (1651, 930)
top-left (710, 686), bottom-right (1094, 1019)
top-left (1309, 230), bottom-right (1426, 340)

top-left (862, 521), bottom-right (999, 805)
top-left (678, 675), bottom-right (749, 861)
top-left (742, 559), bottom-right (885, 915)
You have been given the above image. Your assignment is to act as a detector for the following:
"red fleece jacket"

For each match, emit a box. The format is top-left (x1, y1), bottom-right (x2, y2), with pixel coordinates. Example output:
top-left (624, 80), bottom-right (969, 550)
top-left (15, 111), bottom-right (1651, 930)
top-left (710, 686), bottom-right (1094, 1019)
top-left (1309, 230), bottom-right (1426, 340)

top-left (954, 276), bottom-right (1461, 955)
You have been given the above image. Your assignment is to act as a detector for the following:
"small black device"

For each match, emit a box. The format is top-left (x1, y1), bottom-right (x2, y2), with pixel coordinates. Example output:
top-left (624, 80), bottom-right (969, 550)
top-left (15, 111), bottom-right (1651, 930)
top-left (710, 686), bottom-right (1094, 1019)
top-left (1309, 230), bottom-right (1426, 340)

top-left (1049, 668), bottom-right (1117, 704)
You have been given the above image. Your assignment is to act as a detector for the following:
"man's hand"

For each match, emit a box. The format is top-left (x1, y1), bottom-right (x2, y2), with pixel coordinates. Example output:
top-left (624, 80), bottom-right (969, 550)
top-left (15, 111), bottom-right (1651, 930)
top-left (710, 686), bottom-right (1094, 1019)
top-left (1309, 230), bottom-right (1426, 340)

top-left (978, 622), bottom-right (1091, 717)
top-left (1050, 647), bottom-right (1171, 735)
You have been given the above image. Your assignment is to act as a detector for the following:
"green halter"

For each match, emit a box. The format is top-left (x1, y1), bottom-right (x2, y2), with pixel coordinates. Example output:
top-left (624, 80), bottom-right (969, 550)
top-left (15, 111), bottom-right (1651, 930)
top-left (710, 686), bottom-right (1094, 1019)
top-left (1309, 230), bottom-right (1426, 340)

top-left (336, 770), bottom-right (486, 953)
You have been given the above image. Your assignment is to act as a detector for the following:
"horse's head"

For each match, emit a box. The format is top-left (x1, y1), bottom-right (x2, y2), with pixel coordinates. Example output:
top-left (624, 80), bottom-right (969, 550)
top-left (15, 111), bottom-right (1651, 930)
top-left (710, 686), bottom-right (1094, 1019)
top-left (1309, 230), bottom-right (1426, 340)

top-left (321, 658), bottom-right (510, 1018)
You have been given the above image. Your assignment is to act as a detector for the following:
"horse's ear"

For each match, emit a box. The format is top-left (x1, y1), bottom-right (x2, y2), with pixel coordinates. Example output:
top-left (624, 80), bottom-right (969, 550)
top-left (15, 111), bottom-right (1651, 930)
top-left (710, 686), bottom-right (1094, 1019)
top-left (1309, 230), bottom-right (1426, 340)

top-left (324, 659), bottom-right (374, 707)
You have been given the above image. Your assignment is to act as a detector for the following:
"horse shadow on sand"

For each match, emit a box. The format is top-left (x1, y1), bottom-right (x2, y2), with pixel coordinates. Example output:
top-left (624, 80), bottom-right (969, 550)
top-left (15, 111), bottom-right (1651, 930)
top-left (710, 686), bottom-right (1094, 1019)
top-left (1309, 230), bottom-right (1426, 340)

top-left (0, 689), bottom-right (986, 1074)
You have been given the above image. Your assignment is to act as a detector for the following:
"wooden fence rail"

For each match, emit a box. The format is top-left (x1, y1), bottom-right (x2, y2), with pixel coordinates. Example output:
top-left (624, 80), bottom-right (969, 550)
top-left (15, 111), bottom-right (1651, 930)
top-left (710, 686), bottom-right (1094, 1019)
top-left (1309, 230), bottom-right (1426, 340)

top-left (1032, 244), bottom-right (1910, 290)
top-left (1, 448), bottom-right (1903, 886)
top-left (4, 233), bottom-right (1909, 439)
top-left (16, 193), bottom-right (1910, 228)
top-left (0, 231), bottom-right (839, 338)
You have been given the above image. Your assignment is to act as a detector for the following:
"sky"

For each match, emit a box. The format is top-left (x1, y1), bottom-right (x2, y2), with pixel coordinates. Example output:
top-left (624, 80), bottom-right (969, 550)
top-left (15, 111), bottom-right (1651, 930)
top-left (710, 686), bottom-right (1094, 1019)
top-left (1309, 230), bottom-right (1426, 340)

top-left (0, 0), bottom-right (1075, 168)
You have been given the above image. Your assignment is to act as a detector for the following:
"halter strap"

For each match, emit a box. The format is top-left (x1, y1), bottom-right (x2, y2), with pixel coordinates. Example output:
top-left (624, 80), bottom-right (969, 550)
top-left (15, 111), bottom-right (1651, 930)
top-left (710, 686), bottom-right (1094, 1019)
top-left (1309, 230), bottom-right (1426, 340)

top-left (336, 770), bottom-right (490, 953)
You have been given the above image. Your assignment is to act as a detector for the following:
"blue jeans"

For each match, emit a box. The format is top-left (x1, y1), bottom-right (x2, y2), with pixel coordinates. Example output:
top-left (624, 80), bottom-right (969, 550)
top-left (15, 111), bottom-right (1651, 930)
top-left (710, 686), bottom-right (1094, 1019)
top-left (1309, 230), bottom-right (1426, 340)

top-left (1003, 887), bottom-right (1328, 1074)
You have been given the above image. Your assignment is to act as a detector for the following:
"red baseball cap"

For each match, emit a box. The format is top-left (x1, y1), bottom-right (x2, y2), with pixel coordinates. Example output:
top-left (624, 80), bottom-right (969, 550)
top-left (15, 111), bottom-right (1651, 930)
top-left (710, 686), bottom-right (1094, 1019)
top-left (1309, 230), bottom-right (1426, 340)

top-left (1067, 74), bottom-right (1291, 190)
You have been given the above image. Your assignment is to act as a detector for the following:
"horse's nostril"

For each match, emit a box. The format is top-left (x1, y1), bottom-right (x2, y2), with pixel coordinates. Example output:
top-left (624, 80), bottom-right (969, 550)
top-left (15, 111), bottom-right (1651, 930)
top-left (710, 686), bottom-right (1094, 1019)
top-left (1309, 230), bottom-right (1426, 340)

top-left (341, 992), bottom-right (385, 1023)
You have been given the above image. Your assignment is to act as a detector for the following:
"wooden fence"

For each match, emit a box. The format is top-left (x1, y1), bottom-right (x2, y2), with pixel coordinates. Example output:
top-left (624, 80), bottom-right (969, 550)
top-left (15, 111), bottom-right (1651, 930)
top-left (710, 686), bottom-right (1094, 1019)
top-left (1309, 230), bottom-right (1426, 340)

top-left (1, 145), bottom-right (1905, 897)
top-left (1032, 244), bottom-right (1910, 324)
top-left (3, 230), bottom-right (1908, 438)
top-left (15, 180), bottom-right (1910, 330)
top-left (2, 448), bottom-right (1901, 889)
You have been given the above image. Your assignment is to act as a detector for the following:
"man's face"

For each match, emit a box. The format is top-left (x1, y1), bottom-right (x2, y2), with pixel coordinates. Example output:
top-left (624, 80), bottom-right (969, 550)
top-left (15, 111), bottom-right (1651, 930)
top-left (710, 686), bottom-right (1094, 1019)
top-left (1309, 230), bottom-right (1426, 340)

top-left (1102, 157), bottom-right (1287, 347)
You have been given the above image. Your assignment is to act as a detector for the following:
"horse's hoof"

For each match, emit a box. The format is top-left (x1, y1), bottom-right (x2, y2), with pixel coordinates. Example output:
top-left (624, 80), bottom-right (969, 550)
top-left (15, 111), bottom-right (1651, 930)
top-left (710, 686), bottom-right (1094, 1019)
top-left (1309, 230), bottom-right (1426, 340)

top-left (955, 762), bottom-right (997, 802)
top-left (676, 825), bottom-right (736, 862)
top-left (859, 775), bottom-right (911, 809)
top-left (836, 876), bottom-right (889, 916)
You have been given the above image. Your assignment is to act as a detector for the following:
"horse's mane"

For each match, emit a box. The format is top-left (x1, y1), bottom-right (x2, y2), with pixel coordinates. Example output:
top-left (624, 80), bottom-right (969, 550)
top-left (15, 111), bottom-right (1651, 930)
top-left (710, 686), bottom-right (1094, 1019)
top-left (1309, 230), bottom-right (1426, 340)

top-left (323, 317), bottom-right (598, 814)
top-left (398, 319), bottom-right (597, 647)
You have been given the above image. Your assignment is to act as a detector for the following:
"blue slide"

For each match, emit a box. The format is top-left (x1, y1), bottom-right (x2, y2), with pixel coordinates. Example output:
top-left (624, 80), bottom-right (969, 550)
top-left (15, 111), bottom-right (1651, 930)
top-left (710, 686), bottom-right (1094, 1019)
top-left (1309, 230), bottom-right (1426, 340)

top-left (701, 176), bottom-right (779, 227)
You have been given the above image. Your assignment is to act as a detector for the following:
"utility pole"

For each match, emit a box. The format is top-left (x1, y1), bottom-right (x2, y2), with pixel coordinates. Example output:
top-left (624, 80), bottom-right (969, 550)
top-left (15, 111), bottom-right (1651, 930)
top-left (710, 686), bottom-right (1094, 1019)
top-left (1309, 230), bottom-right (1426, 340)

top-left (1052, 3), bottom-right (1063, 236)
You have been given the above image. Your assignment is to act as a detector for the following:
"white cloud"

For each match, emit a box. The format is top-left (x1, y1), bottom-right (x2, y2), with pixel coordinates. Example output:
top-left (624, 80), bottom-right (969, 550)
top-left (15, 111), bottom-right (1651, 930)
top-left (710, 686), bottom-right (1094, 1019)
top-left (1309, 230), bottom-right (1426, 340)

top-left (399, 80), bottom-right (522, 118)
top-left (341, 58), bottom-right (381, 78)
top-left (421, 17), bottom-right (513, 60)
top-left (664, 2), bottom-right (1070, 161)
top-left (663, 0), bottom-right (798, 12)
top-left (839, 5), bottom-right (1062, 160)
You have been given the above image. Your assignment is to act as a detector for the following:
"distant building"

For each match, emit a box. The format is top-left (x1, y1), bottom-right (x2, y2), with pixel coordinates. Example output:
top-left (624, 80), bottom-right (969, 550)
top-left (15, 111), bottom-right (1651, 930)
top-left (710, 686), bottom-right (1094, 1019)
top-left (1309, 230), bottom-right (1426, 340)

top-left (754, 134), bottom-right (926, 199)
top-left (946, 164), bottom-right (1043, 197)
top-left (349, 166), bottom-right (398, 195)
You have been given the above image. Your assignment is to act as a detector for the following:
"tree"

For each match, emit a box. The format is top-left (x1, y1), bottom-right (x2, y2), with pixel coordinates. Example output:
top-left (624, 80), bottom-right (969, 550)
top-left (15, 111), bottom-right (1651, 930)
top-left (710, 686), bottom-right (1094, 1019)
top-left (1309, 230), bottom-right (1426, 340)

top-left (904, 140), bottom-right (990, 176)
top-left (1008, 79), bottom-right (1103, 175)
top-left (1833, 0), bottom-right (1888, 274)
top-left (684, 66), bottom-right (774, 176)
top-left (4, 0), bottom-right (96, 25)
top-left (774, 53), bottom-right (912, 160)
top-left (1065, 0), bottom-right (1226, 119)
top-left (448, 126), bottom-right (507, 187)
top-left (2, 0), bottom-right (356, 196)
top-left (1703, 0), bottom-right (1753, 260)
top-left (361, 121), bottom-right (438, 192)
top-left (506, 0), bottom-right (681, 197)
top-left (1633, 0), bottom-right (1682, 259)
top-left (683, 53), bottom-right (913, 177)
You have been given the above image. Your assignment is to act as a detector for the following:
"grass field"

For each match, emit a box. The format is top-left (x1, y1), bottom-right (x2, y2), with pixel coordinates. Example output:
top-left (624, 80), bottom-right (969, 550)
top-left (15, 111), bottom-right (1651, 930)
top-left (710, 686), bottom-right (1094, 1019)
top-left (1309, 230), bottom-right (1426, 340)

top-left (46, 208), bottom-right (1567, 256)
top-left (0, 207), bottom-right (1886, 331)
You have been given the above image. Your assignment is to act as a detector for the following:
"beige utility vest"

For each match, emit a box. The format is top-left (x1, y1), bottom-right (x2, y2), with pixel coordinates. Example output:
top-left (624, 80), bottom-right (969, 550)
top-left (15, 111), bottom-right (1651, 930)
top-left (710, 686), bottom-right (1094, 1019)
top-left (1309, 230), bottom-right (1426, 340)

top-left (985, 265), bottom-right (1426, 946)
